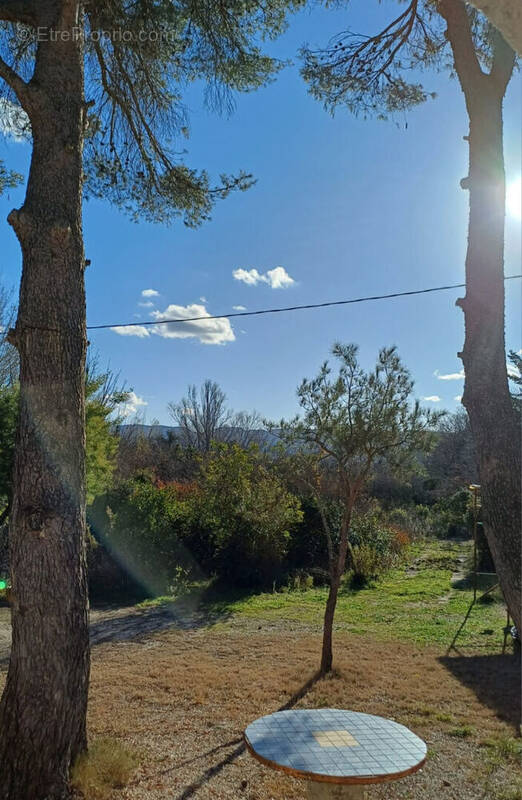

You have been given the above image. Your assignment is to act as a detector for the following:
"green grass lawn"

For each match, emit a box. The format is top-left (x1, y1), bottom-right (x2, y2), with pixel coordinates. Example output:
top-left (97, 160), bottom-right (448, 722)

top-left (200, 539), bottom-right (509, 652)
top-left (140, 539), bottom-right (509, 653)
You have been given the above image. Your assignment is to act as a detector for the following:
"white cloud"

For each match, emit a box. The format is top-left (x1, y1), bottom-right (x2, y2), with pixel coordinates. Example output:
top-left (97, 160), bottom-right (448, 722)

top-left (507, 362), bottom-right (520, 378)
top-left (111, 324), bottom-right (150, 338)
top-left (138, 301), bottom-right (154, 308)
top-left (434, 369), bottom-right (465, 381)
top-left (141, 288), bottom-right (159, 298)
top-left (0, 99), bottom-right (31, 141)
top-left (266, 266), bottom-right (295, 289)
top-left (233, 268), bottom-right (263, 286)
top-left (121, 391), bottom-right (148, 418)
top-left (233, 265), bottom-right (295, 289)
top-left (113, 302), bottom-right (235, 346)
top-left (422, 395), bottom-right (441, 403)
top-left (151, 303), bottom-right (235, 345)
top-left (454, 395), bottom-right (462, 402)
top-left (199, 296), bottom-right (207, 303)
top-left (233, 305), bottom-right (247, 311)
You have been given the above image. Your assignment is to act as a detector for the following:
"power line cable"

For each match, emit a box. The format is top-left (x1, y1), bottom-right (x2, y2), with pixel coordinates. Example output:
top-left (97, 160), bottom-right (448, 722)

top-left (87, 274), bottom-right (522, 331)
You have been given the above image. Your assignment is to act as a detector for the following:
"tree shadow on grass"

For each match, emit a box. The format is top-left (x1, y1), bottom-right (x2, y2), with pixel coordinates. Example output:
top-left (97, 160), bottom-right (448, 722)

top-left (439, 652), bottom-right (521, 731)
top-left (450, 572), bottom-right (500, 593)
top-left (169, 670), bottom-right (324, 800)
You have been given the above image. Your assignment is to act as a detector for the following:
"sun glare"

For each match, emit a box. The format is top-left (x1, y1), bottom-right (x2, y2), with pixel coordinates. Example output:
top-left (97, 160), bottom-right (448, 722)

top-left (506, 176), bottom-right (522, 220)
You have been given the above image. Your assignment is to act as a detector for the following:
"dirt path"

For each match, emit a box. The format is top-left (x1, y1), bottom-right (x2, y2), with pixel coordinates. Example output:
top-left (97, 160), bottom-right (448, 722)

top-left (0, 598), bottom-right (316, 667)
top-left (0, 599), bottom-right (230, 666)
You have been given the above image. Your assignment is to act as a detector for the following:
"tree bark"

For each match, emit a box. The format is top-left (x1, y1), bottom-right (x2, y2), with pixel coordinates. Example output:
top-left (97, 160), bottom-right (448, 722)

top-left (321, 572), bottom-right (340, 674)
top-left (439, 1), bottom-right (521, 637)
top-left (0, 3), bottom-right (90, 798)
top-left (466, 0), bottom-right (522, 57)
top-left (459, 87), bottom-right (521, 634)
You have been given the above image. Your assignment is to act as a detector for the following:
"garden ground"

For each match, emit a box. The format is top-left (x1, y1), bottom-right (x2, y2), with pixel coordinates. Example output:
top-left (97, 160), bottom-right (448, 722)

top-left (0, 540), bottom-right (520, 799)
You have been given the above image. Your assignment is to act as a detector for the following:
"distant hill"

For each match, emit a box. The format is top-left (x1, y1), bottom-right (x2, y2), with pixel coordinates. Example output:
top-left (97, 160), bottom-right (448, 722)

top-left (117, 423), bottom-right (279, 448)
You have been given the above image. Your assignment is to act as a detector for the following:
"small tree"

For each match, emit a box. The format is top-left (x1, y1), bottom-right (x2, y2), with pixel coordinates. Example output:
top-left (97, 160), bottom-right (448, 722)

top-left (168, 380), bottom-right (262, 451)
top-left (276, 343), bottom-right (438, 673)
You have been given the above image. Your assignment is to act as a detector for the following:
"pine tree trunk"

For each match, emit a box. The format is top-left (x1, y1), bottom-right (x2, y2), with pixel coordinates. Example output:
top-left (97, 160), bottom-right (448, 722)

top-left (459, 88), bottom-right (521, 634)
top-left (0, 3), bottom-right (90, 798)
top-left (321, 574), bottom-right (340, 674)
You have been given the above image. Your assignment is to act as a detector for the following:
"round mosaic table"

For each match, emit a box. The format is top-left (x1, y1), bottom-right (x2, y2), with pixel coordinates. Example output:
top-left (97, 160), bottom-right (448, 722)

top-left (244, 709), bottom-right (427, 798)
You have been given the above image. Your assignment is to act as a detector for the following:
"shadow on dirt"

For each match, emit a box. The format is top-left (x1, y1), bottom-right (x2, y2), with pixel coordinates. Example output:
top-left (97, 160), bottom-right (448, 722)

top-left (0, 594), bottom-right (232, 669)
top-left (169, 670), bottom-right (323, 800)
top-left (439, 652), bottom-right (521, 731)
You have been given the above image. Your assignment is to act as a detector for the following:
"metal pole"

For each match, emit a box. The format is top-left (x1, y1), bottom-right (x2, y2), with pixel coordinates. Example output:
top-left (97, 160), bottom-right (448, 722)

top-left (472, 487), bottom-right (478, 603)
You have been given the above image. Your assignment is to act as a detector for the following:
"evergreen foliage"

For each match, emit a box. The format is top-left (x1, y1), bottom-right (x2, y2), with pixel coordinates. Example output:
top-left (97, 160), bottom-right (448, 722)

top-left (300, 0), bottom-right (500, 118)
top-left (1, 0), bottom-right (304, 223)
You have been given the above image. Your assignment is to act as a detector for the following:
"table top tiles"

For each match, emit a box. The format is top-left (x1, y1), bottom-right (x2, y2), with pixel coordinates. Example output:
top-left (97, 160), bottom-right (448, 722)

top-left (244, 709), bottom-right (427, 785)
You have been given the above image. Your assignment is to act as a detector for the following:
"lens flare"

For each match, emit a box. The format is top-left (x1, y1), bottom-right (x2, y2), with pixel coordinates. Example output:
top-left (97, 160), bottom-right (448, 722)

top-left (506, 176), bottom-right (521, 220)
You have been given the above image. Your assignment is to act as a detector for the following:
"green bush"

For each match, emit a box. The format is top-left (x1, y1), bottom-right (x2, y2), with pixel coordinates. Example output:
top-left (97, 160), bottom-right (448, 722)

top-left (428, 489), bottom-right (471, 538)
top-left (90, 446), bottom-right (303, 596)
top-left (348, 509), bottom-right (408, 586)
top-left (90, 473), bottom-right (199, 597)
top-left (194, 444), bottom-right (303, 588)
top-left (350, 544), bottom-right (396, 586)
top-left (385, 505), bottom-right (430, 540)
top-left (284, 496), bottom-right (329, 575)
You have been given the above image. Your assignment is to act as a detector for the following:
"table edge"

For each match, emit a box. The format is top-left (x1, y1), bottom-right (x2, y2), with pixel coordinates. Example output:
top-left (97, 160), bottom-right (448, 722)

top-left (243, 732), bottom-right (427, 786)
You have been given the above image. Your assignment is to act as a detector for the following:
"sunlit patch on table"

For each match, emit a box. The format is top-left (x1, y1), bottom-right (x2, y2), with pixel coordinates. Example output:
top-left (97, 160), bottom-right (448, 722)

top-left (313, 730), bottom-right (359, 748)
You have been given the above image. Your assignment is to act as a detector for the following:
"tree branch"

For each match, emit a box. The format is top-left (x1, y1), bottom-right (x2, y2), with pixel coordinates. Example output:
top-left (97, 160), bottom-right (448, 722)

top-left (0, 0), bottom-right (37, 25)
top-left (466, 0), bottom-right (522, 57)
top-left (438, 0), bottom-right (484, 102)
top-left (0, 53), bottom-right (33, 107)
top-left (489, 28), bottom-right (516, 94)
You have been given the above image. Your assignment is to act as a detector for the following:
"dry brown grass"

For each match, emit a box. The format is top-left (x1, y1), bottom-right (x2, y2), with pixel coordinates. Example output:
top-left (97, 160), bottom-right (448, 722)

top-left (79, 624), bottom-right (521, 800)
top-left (71, 737), bottom-right (138, 799)
top-left (1, 619), bottom-right (520, 799)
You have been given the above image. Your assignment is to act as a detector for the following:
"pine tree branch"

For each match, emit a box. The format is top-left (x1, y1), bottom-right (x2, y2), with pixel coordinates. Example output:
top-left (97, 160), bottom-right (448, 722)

top-left (489, 28), bottom-right (516, 94)
top-left (0, 0), bottom-right (37, 25)
top-left (466, 0), bottom-right (522, 57)
top-left (438, 0), bottom-right (485, 101)
top-left (0, 54), bottom-right (32, 106)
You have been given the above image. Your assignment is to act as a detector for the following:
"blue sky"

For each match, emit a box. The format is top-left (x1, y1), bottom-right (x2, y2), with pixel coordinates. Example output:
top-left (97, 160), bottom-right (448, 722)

top-left (0, 1), bottom-right (520, 424)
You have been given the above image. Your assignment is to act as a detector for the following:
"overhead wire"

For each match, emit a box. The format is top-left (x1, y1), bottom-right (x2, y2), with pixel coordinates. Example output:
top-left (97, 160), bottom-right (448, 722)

top-left (87, 274), bottom-right (522, 331)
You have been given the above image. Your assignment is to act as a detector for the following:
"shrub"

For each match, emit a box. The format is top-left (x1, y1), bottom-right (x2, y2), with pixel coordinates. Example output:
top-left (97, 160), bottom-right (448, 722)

top-left (428, 490), bottom-right (471, 539)
top-left (194, 444), bottom-right (303, 587)
top-left (385, 505), bottom-right (430, 540)
top-left (287, 570), bottom-right (315, 591)
top-left (90, 473), bottom-right (200, 597)
top-left (348, 509), bottom-right (408, 585)
top-left (285, 496), bottom-right (329, 575)
top-left (71, 738), bottom-right (137, 800)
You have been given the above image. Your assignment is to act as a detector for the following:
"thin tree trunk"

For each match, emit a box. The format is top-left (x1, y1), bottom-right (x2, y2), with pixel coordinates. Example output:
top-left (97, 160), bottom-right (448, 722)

top-left (321, 572), bottom-right (340, 674)
top-left (320, 512), bottom-right (351, 674)
top-left (0, 3), bottom-right (90, 798)
top-left (460, 87), bottom-right (521, 633)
